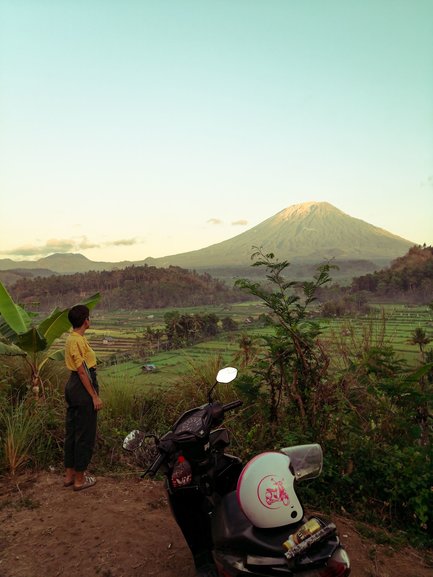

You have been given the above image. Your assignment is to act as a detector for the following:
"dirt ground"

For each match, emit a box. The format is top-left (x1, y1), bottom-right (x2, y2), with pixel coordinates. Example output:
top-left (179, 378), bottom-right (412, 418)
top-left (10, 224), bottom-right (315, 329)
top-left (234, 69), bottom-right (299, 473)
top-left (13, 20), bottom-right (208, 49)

top-left (0, 472), bottom-right (431, 577)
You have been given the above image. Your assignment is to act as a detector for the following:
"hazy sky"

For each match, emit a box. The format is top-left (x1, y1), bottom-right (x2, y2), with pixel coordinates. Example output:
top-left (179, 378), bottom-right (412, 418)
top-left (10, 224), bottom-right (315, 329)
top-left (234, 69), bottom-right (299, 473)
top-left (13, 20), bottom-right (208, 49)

top-left (1, 0), bottom-right (432, 263)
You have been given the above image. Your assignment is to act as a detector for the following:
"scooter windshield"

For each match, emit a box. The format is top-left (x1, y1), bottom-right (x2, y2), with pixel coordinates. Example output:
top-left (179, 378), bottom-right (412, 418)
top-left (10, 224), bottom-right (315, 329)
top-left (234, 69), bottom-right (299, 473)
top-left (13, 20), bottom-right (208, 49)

top-left (280, 444), bottom-right (323, 481)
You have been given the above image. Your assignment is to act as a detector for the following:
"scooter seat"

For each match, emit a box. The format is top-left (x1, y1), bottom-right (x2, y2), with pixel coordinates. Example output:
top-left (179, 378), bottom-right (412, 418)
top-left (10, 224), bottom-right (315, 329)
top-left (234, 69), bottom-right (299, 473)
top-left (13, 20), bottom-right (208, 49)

top-left (211, 490), bottom-right (302, 556)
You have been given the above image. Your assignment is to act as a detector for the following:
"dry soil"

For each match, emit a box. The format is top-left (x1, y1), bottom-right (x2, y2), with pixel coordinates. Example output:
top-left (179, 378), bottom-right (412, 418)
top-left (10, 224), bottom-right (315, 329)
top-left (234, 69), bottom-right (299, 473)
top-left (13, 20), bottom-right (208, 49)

top-left (0, 473), bottom-right (431, 577)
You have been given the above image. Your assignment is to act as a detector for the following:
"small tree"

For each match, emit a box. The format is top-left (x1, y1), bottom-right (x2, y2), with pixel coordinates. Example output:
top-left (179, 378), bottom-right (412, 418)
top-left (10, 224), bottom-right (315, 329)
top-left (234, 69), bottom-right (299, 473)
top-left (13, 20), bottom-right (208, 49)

top-left (409, 327), bottom-right (432, 361)
top-left (0, 281), bottom-right (100, 397)
top-left (234, 333), bottom-right (261, 369)
top-left (407, 327), bottom-right (433, 446)
top-left (235, 248), bottom-right (335, 433)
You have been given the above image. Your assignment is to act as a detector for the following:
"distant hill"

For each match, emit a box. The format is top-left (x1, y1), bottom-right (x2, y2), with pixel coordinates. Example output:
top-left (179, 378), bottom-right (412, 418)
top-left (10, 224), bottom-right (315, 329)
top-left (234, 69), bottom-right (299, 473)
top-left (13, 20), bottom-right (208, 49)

top-left (8, 265), bottom-right (248, 311)
top-left (351, 244), bottom-right (433, 303)
top-left (0, 253), bottom-right (139, 275)
top-left (0, 202), bottom-right (415, 281)
top-left (0, 268), bottom-right (58, 287)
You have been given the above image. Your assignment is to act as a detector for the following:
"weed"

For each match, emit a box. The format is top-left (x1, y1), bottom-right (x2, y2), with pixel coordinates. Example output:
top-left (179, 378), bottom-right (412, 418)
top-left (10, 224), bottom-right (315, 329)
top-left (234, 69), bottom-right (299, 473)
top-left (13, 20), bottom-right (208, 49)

top-left (14, 496), bottom-right (40, 510)
top-left (355, 522), bottom-right (406, 549)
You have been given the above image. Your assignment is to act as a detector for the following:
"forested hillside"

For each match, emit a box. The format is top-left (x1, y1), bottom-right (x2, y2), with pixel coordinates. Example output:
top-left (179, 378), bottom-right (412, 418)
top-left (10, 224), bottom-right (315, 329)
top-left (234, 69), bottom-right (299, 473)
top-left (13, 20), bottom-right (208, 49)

top-left (351, 245), bottom-right (433, 302)
top-left (8, 265), bottom-right (248, 310)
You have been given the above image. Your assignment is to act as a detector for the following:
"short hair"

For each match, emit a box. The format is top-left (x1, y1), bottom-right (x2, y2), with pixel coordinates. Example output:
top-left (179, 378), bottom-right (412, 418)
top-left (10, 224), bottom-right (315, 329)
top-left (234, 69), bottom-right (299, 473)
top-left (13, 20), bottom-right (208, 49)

top-left (68, 305), bottom-right (90, 328)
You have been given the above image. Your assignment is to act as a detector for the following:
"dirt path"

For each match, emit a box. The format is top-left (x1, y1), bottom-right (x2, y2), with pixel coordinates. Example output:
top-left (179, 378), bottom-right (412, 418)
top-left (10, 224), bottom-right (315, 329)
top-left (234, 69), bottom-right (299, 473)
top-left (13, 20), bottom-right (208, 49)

top-left (0, 473), bottom-right (431, 577)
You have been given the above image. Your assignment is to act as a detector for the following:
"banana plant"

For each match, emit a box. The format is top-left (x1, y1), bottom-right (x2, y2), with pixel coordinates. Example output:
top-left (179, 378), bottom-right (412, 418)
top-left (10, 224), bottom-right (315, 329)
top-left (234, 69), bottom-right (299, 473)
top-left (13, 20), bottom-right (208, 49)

top-left (0, 281), bottom-right (100, 396)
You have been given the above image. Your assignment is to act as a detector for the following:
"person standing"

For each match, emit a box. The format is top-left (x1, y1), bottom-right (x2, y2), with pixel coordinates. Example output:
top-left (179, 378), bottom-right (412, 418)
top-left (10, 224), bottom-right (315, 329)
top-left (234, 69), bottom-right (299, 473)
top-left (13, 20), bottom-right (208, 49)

top-left (63, 304), bottom-right (103, 491)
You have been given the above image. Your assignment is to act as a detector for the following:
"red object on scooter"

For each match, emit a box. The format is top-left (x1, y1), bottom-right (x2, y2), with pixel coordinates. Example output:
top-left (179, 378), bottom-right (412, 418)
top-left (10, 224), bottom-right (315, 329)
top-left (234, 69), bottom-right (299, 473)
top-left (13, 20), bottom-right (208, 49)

top-left (171, 455), bottom-right (192, 487)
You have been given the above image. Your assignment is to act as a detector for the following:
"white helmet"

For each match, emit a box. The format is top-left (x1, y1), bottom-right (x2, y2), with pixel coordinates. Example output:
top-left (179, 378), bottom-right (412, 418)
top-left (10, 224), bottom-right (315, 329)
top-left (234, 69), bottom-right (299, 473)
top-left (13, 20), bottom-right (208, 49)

top-left (236, 451), bottom-right (303, 528)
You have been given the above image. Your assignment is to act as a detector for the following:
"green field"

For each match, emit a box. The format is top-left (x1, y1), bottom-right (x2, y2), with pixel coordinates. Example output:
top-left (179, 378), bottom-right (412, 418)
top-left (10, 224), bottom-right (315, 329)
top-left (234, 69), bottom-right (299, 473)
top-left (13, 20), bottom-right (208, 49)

top-left (319, 303), bottom-right (433, 361)
top-left (64, 301), bottom-right (432, 390)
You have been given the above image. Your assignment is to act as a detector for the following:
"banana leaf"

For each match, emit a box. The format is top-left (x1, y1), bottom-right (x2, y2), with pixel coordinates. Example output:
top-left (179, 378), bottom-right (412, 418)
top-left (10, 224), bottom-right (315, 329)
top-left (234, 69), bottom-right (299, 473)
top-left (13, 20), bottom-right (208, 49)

top-left (0, 314), bottom-right (19, 342)
top-left (0, 341), bottom-right (27, 356)
top-left (0, 282), bottom-right (31, 335)
top-left (48, 349), bottom-right (65, 362)
top-left (15, 327), bottom-right (47, 354)
top-left (38, 293), bottom-right (101, 347)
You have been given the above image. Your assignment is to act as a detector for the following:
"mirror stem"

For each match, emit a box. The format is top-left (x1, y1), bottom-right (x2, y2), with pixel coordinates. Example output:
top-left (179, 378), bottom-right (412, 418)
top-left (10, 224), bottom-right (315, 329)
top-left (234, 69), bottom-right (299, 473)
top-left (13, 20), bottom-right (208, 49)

top-left (208, 381), bottom-right (217, 403)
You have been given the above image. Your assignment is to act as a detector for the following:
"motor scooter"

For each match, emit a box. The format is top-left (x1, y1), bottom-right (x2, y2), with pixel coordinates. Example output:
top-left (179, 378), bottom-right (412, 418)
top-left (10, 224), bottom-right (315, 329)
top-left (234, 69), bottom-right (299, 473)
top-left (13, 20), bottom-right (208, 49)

top-left (123, 367), bottom-right (351, 577)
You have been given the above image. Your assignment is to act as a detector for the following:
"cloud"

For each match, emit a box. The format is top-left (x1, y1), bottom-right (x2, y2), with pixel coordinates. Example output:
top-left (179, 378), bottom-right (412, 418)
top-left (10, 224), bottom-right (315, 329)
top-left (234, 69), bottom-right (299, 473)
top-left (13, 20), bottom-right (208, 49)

top-left (77, 237), bottom-right (100, 250)
top-left (1, 237), bottom-right (140, 259)
top-left (110, 238), bottom-right (137, 246)
top-left (206, 218), bottom-right (248, 227)
top-left (3, 239), bottom-right (76, 257)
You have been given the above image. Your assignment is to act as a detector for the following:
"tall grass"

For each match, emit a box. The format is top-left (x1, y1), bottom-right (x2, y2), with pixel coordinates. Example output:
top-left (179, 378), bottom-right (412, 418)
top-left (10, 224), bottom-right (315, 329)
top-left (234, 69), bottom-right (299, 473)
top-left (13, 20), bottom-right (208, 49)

top-left (0, 400), bottom-right (43, 476)
top-left (94, 374), bottom-right (171, 470)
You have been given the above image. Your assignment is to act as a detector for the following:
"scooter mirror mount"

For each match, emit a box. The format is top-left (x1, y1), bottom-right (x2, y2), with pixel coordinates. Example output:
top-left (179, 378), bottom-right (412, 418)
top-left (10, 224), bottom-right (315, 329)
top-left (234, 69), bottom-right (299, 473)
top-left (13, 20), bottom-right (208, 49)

top-left (208, 367), bottom-right (238, 402)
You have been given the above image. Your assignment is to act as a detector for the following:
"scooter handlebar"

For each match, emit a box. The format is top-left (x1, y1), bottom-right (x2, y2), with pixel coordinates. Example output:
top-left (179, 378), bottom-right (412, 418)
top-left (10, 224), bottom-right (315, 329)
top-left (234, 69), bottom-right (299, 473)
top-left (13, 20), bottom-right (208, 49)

top-left (145, 451), bottom-right (167, 477)
top-left (143, 401), bottom-right (242, 476)
top-left (222, 399), bottom-right (243, 413)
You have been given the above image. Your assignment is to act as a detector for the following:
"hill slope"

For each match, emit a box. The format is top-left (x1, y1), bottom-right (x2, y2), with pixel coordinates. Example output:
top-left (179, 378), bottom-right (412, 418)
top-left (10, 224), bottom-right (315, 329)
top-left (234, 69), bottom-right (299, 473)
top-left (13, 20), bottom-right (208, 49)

top-left (9, 265), bottom-right (247, 310)
top-left (0, 253), bottom-right (138, 274)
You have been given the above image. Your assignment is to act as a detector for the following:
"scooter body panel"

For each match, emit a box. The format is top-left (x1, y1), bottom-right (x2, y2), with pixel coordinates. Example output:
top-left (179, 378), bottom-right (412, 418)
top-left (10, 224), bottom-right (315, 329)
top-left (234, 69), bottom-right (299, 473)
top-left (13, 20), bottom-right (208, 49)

top-left (211, 491), bottom-right (344, 576)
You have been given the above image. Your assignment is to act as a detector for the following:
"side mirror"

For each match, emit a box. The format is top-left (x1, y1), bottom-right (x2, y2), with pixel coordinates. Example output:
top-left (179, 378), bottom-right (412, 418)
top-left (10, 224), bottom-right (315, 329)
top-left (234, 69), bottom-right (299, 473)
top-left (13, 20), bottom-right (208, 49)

top-left (216, 367), bottom-right (238, 384)
top-left (123, 430), bottom-right (146, 452)
top-left (280, 444), bottom-right (323, 481)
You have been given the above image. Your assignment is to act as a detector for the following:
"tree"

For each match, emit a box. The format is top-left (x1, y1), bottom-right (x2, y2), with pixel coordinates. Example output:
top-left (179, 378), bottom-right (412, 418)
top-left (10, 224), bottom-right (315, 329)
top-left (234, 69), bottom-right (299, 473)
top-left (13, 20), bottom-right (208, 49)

top-left (407, 327), bottom-right (433, 446)
top-left (235, 248), bottom-right (335, 432)
top-left (221, 316), bottom-right (238, 332)
top-left (409, 327), bottom-right (432, 361)
top-left (234, 333), bottom-right (260, 368)
top-left (0, 281), bottom-right (100, 397)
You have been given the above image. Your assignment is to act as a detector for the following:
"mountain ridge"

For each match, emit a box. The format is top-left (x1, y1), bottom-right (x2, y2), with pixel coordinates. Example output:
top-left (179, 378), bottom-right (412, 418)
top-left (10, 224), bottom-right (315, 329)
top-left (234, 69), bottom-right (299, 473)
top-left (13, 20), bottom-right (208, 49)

top-left (144, 201), bottom-right (413, 268)
top-left (0, 202), bottom-right (415, 276)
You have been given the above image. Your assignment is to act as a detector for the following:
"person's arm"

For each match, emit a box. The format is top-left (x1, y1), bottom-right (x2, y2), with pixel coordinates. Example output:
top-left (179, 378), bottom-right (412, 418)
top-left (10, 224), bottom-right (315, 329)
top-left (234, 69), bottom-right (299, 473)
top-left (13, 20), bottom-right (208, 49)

top-left (76, 364), bottom-right (103, 411)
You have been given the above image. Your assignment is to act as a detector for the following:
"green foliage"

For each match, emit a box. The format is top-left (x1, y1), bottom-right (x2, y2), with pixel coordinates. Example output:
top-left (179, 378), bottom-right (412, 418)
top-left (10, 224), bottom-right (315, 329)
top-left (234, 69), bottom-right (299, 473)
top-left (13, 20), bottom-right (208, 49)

top-left (351, 245), bottom-right (433, 303)
top-left (0, 401), bottom-right (33, 475)
top-left (0, 281), bottom-right (31, 335)
top-left (8, 265), bottom-right (248, 311)
top-left (235, 248), bottom-right (335, 431)
top-left (0, 281), bottom-right (100, 396)
top-left (409, 327), bottom-right (431, 358)
top-left (164, 311), bottom-right (220, 348)
top-left (95, 381), bottom-right (167, 471)
top-left (319, 438), bottom-right (433, 537)
top-left (0, 399), bottom-right (46, 475)
top-left (231, 248), bottom-right (433, 542)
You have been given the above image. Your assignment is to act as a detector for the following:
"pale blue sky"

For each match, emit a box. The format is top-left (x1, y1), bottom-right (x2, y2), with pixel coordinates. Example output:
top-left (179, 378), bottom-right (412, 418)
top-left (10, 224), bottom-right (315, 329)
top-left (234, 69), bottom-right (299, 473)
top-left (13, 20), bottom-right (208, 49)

top-left (1, 0), bottom-right (432, 262)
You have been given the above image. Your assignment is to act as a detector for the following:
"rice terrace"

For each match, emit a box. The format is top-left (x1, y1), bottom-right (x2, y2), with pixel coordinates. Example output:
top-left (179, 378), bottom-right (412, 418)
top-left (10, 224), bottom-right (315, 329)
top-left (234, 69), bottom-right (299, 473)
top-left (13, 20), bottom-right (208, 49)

top-left (72, 302), bottom-right (431, 389)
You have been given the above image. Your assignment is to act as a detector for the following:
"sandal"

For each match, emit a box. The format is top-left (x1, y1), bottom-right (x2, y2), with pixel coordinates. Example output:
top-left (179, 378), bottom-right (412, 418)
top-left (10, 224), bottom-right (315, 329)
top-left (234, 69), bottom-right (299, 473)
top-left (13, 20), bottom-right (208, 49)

top-left (73, 474), bottom-right (97, 491)
top-left (63, 479), bottom-right (75, 487)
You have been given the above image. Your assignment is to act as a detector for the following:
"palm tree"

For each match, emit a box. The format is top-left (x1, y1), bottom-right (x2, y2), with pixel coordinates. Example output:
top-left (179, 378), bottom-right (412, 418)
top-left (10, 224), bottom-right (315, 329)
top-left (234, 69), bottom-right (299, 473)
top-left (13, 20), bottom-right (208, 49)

top-left (409, 327), bottom-right (431, 360)
top-left (234, 333), bottom-right (260, 368)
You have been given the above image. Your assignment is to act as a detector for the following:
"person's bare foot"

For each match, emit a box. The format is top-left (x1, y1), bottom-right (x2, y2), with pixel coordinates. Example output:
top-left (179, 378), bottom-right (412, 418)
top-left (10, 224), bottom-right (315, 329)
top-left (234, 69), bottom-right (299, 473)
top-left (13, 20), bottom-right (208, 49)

top-left (63, 468), bottom-right (75, 487)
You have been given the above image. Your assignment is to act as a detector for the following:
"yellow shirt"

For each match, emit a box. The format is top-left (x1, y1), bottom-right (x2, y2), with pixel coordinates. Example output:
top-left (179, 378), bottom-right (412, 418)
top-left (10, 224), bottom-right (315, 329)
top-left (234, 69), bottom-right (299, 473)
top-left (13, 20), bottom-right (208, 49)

top-left (65, 332), bottom-right (97, 371)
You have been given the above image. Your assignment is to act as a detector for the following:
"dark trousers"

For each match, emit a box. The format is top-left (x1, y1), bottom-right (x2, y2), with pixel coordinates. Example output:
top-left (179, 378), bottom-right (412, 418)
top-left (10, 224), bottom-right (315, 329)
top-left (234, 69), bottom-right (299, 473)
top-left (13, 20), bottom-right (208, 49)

top-left (64, 370), bottom-right (98, 472)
